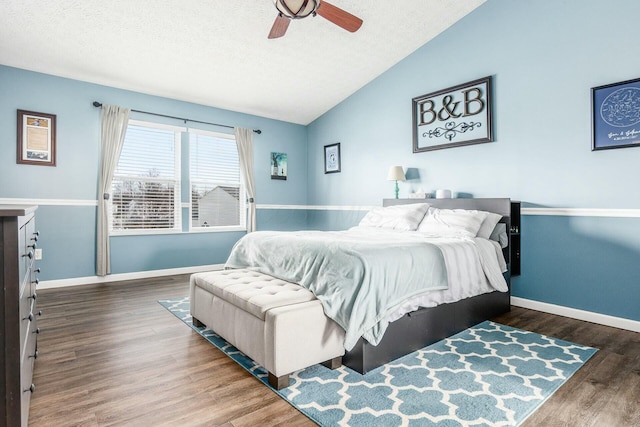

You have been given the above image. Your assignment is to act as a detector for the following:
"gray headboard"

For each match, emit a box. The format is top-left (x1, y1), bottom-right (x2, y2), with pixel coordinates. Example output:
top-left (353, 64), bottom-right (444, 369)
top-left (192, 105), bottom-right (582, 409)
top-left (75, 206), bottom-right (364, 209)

top-left (383, 197), bottom-right (510, 217)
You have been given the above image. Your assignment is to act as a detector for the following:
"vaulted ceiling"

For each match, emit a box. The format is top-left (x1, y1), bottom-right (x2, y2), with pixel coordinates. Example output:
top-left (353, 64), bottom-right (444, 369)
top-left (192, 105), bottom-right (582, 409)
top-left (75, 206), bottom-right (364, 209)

top-left (0, 0), bottom-right (485, 125)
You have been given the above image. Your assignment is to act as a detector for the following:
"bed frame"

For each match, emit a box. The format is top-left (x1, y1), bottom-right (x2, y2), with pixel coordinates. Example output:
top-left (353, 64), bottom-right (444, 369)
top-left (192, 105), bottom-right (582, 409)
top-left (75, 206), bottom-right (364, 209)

top-left (342, 198), bottom-right (512, 374)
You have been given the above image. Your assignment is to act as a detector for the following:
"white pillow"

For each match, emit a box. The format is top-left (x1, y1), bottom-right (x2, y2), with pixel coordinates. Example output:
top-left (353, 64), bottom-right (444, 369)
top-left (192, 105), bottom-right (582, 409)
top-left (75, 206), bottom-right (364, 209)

top-left (417, 207), bottom-right (488, 238)
top-left (358, 203), bottom-right (430, 231)
top-left (476, 211), bottom-right (503, 239)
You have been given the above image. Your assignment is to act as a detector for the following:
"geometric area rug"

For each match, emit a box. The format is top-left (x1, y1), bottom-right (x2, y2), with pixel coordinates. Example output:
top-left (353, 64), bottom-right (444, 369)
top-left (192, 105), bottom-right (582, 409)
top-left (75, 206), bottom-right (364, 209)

top-left (160, 297), bottom-right (597, 427)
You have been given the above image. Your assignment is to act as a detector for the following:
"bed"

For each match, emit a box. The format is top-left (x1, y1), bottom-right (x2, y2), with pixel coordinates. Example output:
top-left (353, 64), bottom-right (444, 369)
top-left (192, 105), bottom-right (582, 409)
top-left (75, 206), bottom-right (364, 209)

top-left (223, 197), bottom-right (513, 374)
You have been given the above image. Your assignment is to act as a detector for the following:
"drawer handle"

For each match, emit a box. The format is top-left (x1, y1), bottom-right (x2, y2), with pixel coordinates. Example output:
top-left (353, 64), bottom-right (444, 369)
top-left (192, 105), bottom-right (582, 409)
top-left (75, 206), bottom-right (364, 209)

top-left (24, 384), bottom-right (35, 394)
top-left (24, 311), bottom-right (43, 322)
top-left (33, 327), bottom-right (41, 335)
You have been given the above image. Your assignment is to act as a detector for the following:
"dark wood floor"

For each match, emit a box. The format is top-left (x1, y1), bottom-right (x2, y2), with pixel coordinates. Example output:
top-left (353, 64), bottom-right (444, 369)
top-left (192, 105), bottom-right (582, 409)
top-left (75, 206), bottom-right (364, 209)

top-left (29, 275), bottom-right (639, 427)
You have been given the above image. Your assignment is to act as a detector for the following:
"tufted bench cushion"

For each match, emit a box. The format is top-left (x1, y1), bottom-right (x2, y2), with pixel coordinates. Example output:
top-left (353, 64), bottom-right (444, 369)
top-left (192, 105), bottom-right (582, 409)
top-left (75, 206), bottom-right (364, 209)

top-left (189, 268), bottom-right (345, 389)
top-left (192, 269), bottom-right (316, 320)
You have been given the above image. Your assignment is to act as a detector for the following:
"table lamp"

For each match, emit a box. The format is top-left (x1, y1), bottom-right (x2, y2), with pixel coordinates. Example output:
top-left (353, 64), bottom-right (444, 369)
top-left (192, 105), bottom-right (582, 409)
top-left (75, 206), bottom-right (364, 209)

top-left (387, 166), bottom-right (406, 199)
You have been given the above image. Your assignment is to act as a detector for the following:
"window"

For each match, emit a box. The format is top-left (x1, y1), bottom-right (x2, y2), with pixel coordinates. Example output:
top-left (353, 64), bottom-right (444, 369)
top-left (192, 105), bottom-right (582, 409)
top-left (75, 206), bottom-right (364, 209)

top-left (190, 130), bottom-right (245, 230)
top-left (110, 121), bottom-right (182, 233)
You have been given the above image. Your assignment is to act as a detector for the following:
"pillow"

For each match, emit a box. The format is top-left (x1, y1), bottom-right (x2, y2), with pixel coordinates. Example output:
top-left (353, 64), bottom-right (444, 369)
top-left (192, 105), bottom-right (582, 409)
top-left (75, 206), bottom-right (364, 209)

top-left (358, 203), bottom-right (430, 231)
top-left (417, 207), bottom-right (488, 238)
top-left (476, 211), bottom-right (503, 239)
top-left (490, 223), bottom-right (509, 248)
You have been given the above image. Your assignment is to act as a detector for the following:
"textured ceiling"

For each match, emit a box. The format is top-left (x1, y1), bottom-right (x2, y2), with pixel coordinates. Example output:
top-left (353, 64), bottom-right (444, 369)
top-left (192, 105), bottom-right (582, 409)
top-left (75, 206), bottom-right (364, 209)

top-left (0, 0), bottom-right (485, 125)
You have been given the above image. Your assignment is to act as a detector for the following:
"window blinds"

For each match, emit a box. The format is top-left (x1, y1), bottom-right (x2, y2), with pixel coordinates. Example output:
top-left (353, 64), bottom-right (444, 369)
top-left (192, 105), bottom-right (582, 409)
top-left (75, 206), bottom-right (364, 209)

top-left (190, 132), bottom-right (243, 228)
top-left (111, 124), bottom-right (180, 231)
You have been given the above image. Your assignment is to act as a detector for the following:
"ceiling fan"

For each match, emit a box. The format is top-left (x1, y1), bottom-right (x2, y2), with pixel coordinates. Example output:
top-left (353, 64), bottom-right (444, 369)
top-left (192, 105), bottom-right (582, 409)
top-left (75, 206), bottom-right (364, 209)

top-left (268, 0), bottom-right (363, 39)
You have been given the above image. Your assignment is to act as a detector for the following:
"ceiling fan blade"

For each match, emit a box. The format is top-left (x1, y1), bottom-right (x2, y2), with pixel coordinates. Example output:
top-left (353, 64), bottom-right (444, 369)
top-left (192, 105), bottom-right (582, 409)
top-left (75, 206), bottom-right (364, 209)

top-left (268, 15), bottom-right (290, 39)
top-left (316, 1), bottom-right (363, 33)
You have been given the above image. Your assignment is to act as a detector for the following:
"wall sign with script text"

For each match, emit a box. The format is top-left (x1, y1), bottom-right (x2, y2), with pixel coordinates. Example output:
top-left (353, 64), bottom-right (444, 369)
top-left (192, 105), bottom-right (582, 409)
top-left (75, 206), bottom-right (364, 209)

top-left (412, 76), bottom-right (493, 153)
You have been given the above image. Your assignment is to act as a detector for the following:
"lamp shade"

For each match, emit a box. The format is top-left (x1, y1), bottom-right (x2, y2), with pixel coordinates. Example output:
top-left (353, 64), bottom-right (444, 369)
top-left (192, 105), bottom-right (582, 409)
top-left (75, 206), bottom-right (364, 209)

top-left (387, 166), bottom-right (406, 181)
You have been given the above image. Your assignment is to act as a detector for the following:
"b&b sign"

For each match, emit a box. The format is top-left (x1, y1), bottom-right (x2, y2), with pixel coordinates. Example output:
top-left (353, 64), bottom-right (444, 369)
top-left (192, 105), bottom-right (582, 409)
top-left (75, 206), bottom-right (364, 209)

top-left (412, 76), bottom-right (493, 153)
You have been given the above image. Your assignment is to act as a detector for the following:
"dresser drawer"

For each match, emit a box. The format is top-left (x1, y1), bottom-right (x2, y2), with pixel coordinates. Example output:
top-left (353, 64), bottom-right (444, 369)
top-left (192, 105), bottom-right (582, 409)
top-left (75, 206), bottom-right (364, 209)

top-left (18, 219), bottom-right (29, 291)
top-left (21, 326), bottom-right (37, 427)
top-left (19, 215), bottom-right (36, 294)
top-left (19, 289), bottom-right (35, 354)
top-left (21, 322), bottom-right (37, 379)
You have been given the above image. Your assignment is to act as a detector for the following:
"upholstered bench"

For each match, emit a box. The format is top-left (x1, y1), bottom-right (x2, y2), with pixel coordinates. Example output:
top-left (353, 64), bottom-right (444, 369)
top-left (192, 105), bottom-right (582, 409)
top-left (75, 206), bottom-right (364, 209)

top-left (189, 269), bottom-right (345, 389)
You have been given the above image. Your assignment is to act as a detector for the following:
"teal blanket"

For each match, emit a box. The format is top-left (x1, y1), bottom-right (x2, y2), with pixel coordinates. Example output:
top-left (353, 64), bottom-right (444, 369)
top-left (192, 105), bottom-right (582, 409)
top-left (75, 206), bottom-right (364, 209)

top-left (225, 229), bottom-right (449, 350)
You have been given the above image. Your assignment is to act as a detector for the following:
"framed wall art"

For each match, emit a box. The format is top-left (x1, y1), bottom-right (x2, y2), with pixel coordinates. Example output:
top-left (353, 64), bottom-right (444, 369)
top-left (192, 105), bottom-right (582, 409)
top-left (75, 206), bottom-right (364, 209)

top-left (17, 109), bottom-right (57, 166)
top-left (413, 76), bottom-right (493, 153)
top-left (324, 143), bottom-right (341, 174)
top-left (591, 77), bottom-right (640, 151)
top-left (270, 152), bottom-right (287, 180)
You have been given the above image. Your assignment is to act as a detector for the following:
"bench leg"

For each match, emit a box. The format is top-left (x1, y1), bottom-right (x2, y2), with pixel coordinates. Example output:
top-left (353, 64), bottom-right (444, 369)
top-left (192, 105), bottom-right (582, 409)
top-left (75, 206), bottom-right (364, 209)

top-left (268, 372), bottom-right (290, 390)
top-left (267, 356), bottom-right (341, 390)
top-left (321, 356), bottom-right (343, 370)
top-left (191, 316), bottom-right (205, 328)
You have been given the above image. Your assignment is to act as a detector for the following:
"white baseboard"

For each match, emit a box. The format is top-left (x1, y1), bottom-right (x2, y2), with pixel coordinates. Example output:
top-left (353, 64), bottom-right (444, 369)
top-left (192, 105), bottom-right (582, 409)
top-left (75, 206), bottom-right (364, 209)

top-left (38, 264), bottom-right (225, 290)
top-left (38, 271), bottom-right (640, 335)
top-left (511, 296), bottom-right (640, 333)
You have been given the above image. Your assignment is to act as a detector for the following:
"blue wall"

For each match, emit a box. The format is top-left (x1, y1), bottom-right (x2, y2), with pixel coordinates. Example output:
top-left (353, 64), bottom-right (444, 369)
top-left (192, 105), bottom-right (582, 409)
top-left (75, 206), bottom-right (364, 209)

top-left (0, 65), bottom-right (308, 279)
top-left (306, 0), bottom-right (640, 322)
top-left (1, 0), bottom-right (638, 325)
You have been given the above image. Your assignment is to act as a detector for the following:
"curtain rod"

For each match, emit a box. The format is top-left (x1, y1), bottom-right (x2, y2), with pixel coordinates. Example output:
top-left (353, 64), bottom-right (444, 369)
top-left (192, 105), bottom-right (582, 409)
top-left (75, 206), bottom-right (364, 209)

top-left (92, 102), bottom-right (261, 134)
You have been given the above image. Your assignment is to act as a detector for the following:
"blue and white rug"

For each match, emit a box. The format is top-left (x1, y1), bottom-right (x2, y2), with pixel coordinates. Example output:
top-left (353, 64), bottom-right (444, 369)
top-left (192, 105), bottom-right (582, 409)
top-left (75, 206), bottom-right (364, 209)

top-left (160, 297), bottom-right (597, 427)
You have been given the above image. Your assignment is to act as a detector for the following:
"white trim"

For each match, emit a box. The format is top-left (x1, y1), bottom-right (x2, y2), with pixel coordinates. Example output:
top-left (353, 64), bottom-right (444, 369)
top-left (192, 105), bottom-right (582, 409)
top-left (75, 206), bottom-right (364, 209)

top-left (110, 228), bottom-right (182, 236)
top-left (522, 207), bottom-right (640, 218)
top-left (511, 296), bottom-right (640, 333)
top-left (188, 127), bottom-right (235, 140)
top-left (0, 198), bottom-right (98, 206)
top-left (39, 272), bottom-right (640, 335)
top-left (37, 264), bottom-right (225, 290)
top-left (257, 204), bottom-right (376, 211)
top-left (128, 119), bottom-right (187, 133)
top-left (186, 226), bottom-right (246, 233)
top-left (2, 198), bottom-right (640, 218)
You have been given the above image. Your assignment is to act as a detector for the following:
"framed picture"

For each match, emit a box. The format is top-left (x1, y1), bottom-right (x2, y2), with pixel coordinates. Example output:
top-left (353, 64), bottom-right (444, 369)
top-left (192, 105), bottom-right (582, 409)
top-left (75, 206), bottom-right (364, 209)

top-left (591, 77), bottom-right (640, 151)
top-left (270, 152), bottom-right (287, 180)
top-left (413, 76), bottom-right (493, 153)
top-left (17, 109), bottom-right (57, 166)
top-left (324, 143), bottom-right (341, 174)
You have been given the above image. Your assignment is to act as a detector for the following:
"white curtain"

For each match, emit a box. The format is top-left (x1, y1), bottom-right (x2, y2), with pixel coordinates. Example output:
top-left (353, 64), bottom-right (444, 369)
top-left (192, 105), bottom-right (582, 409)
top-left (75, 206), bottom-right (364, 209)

top-left (235, 127), bottom-right (256, 232)
top-left (97, 105), bottom-right (130, 276)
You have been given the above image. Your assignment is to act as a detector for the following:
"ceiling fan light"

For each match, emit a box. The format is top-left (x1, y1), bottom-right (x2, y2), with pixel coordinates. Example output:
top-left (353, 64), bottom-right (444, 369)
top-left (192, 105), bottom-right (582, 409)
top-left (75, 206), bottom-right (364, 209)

top-left (274, 0), bottom-right (320, 19)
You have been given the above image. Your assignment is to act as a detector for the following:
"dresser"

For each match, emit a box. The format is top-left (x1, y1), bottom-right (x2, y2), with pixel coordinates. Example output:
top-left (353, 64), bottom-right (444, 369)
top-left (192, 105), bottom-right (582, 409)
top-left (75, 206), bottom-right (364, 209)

top-left (1, 206), bottom-right (39, 427)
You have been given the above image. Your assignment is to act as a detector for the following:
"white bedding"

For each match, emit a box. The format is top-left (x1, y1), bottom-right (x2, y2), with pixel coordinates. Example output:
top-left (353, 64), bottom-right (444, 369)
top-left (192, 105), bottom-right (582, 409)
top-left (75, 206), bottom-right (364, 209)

top-left (386, 234), bottom-right (508, 322)
top-left (227, 226), bottom-right (508, 348)
top-left (341, 226), bottom-right (508, 323)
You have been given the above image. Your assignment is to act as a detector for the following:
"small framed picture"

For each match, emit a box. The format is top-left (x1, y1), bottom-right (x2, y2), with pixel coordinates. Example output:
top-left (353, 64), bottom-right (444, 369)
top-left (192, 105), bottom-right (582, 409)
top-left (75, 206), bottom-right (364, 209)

top-left (324, 143), bottom-right (341, 174)
top-left (591, 77), bottom-right (640, 151)
top-left (17, 109), bottom-right (57, 166)
top-left (270, 152), bottom-right (287, 180)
